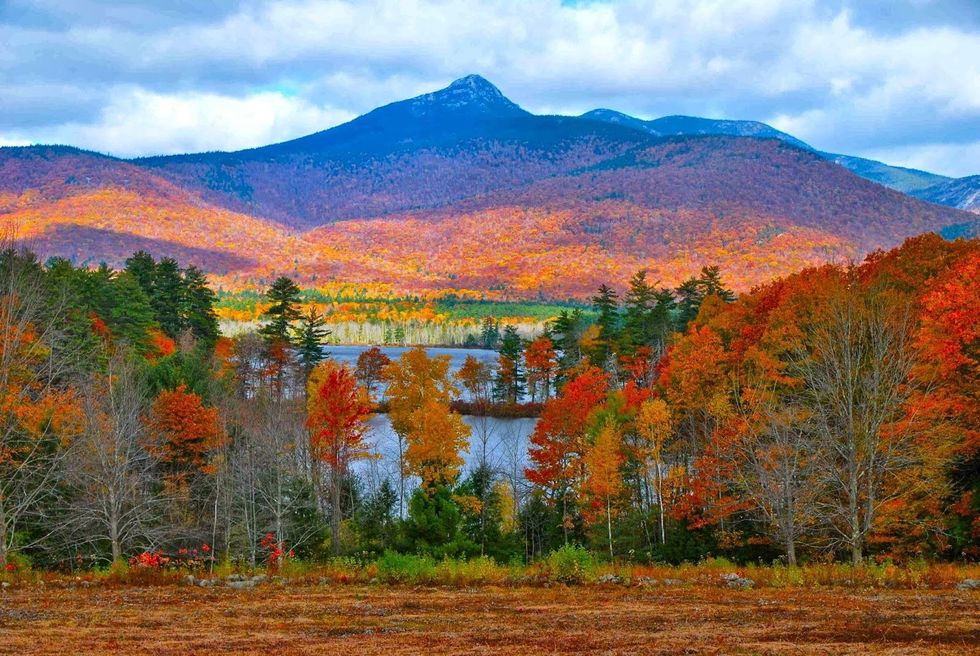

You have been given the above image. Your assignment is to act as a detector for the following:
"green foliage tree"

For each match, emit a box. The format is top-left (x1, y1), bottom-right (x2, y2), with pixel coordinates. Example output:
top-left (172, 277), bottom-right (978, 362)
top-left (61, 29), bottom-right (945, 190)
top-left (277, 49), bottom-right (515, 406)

top-left (403, 484), bottom-right (475, 558)
top-left (590, 284), bottom-right (620, 367)
top-left (295, 307), bottom-right (330, 375)
top-left (259, 276), bottom-right (302, 345)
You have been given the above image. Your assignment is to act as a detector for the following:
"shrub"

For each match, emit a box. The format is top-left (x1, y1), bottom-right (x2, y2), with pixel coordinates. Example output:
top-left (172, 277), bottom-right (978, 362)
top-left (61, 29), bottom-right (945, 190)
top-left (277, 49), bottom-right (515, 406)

top-left (376, 551), bottom-right (436, 584)
top-left (433, 556), bottom-right (508, 586)
top-left (544, 545), bottom-right (595, 584)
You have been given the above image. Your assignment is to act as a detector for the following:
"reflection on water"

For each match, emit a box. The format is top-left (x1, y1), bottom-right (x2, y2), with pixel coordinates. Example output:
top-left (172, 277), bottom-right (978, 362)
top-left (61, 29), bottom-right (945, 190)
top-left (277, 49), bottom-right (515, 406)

top-left (354, 414), bottom-right (537, 500)
top-left (324, 345), bottom-right (500, 371)
top-left (327, 346), bottom-right (538, 500)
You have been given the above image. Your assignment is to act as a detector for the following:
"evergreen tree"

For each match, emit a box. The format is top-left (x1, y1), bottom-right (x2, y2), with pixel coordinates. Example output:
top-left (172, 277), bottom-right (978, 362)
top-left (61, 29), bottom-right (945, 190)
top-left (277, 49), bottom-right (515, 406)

top-left (494, 325), bottom-right (525, 403)
top-left (591, 284), bottom-right (620, 367)
top-left (259, 276), bottom-right (302, 345)
top-left (295, 307), bottom-right (330, 374)
top-left (182, 266), bottom-right (219, 347)
top-left (676, 266), bottom-right (735, 332)
top-left (151, 257), bottom-right (187, 338)
top-left (404, 484), bottom-right (475, 558)
top-left (480, 316), bottom-right (500, 350)
top-left (457, 464), bottom-right (517, 559)
top-left (355, 479), bottom-right (399, 554)
top-left (621, 270), bottom-right (657, 352)
top-left (104, 271), bottom-right (157, 349)
top-left (124, 250), bottom-right (156, 294)
top-left (550, 309), bottom-right (584, 380)
top-left (698, 265), bottom-right (736, 302)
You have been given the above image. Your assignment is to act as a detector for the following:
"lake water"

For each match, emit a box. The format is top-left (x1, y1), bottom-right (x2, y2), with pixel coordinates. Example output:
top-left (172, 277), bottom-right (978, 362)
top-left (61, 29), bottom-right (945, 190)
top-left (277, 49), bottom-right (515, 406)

top-left (323, 345), bottom-right (500, 371)
top-left (328, 346), bottom-right (537, 501)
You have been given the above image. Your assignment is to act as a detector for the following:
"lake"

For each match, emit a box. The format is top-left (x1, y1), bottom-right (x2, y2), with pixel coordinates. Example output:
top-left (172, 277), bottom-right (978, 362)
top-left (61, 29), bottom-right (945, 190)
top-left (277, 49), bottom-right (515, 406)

top-left (323, 345), bottom-right (500, 371)
top-left (328, 346), bottom-right (537, 503)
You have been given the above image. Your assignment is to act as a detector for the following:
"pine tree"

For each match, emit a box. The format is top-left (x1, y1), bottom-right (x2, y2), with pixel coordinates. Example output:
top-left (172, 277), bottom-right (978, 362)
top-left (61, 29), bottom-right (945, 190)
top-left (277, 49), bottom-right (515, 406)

top-left (622, 270), bottom-right (657, 352)
top-left (591, 284), bottom-right (620, 367)
top-left (480, 316), bottom-right (500, 349)
top-left (295, 307), bottom-right (330, 374)
top-left (182, 266), bottom-right (219, 347)
top-left (151, 258), bottom-right (187, 339)
top-left (259, 276), bottom-right (302, 345)
top-left (124, 250), bottom-right (156, 294)
top-left (494, 325), bottom-right (525, 403)
top-left (550, 309), bottom-right (584, 380)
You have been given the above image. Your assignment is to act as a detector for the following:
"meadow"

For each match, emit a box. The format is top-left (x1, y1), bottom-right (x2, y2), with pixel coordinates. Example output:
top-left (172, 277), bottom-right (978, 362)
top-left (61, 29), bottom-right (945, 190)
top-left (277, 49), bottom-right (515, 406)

top-left (2, 560), bottom-right (979, 656)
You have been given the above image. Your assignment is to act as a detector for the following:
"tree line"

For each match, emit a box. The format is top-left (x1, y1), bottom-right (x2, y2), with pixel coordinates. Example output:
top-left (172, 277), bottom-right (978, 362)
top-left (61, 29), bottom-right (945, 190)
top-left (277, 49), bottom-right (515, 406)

top-left (0, 233), bottom-right (976, 572)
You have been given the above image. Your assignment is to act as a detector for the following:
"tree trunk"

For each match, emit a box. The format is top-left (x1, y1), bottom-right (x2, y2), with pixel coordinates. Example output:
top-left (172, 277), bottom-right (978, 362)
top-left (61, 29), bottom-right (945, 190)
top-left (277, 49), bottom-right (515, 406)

top-left (606, 497), bottom-right (614, 561)
top-left (331, 469), bottom-right (342, 556)
top-left (786, 535), bottom-right (797, 567)
top-left (109, 513), bottom-right (122, 563)
top-left (655, 462), bottom-right (666, 545)
top-left (0, 499), bottom-right (9, 566)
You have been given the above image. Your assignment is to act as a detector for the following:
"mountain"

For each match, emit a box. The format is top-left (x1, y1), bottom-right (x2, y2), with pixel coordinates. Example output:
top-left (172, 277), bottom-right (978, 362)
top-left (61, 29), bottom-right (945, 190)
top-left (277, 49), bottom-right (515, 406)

top-left (1, 75), bottom-right (975, 299)
top-left (0, 145), bottom-right (309, 278)
top-left (581, 109), bottom-right (813, 151)
top-left (818, 152), bottom-right (951, 193)
top-left (912, 175), bottom-right (980, 211)
top-left (579, 109), bottom-right (954, 194)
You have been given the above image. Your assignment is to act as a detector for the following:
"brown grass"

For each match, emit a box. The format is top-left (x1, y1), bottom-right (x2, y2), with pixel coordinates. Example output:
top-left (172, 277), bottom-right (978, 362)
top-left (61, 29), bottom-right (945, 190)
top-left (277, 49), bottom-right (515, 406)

top-left (1, 583), bottom-right (977, 655)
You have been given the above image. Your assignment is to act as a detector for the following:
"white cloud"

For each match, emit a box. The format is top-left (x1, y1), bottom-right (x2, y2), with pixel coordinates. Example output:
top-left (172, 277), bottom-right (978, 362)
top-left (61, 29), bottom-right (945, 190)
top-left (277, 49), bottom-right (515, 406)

top-left (864, 140), bottom-right (980, 179)
top-left (3, 88), bottom-right (355, 157)
top-left (0, 0), bottom-right (978, 174)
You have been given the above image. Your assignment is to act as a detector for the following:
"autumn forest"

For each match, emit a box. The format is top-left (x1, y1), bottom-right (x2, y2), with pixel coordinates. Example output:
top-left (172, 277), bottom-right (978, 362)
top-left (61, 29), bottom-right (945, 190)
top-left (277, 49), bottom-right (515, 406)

top-left (0, 230), bottom-right (977, 583)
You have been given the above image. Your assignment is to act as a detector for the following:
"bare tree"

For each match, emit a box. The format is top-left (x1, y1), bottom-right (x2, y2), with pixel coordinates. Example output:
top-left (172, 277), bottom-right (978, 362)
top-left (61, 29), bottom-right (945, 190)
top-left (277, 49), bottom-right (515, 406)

top-left (732, 395), bottom-right (821, 566)
top-left (0, 246), bottom-right (78, 565)
top-left (798, 285), bottom-right (922, 564)
top-left (63, 349), bottom-right (158, 562)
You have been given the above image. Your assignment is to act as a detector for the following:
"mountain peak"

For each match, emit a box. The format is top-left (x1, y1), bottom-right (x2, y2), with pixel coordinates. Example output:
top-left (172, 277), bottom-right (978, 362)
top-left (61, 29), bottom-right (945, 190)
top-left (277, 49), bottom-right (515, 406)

top-left (408, 74), bottom-right (527, 117)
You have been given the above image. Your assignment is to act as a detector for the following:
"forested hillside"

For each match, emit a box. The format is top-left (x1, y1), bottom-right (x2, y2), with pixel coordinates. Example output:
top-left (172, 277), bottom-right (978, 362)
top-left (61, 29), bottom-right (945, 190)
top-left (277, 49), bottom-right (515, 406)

top-left (1, 76), bottom-right (974, 300)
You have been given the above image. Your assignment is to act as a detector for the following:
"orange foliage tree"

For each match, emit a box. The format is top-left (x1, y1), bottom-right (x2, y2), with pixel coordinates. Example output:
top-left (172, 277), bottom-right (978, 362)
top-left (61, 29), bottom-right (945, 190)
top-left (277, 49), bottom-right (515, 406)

top-left (145, 385), bottom-right (226, 493)
top-left (525, 366), bottom-right (608, 542)
top-left (307, 360), bottom-right (373, 554)
top-left (582, 417), bottom-right (624, 558)
top-left (525, 336), bottom-right (558, 402)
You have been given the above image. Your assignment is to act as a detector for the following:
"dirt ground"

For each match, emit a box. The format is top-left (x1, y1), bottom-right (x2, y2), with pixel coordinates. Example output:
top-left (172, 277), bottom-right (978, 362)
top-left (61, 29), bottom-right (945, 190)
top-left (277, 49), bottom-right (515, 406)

top-left (1, 584), bottom-right (978, 655)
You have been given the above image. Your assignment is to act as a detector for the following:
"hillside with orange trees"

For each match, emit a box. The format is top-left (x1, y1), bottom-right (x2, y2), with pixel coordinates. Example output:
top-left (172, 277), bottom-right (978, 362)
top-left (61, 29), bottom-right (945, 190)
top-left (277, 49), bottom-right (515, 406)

top-left (2, 77), bottom-right (974, 300)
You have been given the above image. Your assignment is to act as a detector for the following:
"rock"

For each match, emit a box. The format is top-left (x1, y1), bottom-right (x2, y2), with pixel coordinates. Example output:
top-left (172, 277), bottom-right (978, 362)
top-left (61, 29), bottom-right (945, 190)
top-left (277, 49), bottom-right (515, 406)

top-left (250, 574), bottom-right (268, 585)
top-left (273, 576), bottom-right (287, 586)
top-left (662, 578), bottom-right (683, 586)
top-left (184, 575), bottom-right (197, 586)
top-left (1, 581), bottom-right (10, 589)
top-left (597, 574), bottom-right (622, 585)
top-left (227, 580), bottom-right (255, 590)
top-left (225, 573), bottom-right (246, 582)
top-left (634, 576), bottom-right (658, 587)
top-left (721, 573), bottom-right (754, 589)
top-left (956, 579), bottom-right (979, 591)
top-left (197, 578), bottom-right (214, 587)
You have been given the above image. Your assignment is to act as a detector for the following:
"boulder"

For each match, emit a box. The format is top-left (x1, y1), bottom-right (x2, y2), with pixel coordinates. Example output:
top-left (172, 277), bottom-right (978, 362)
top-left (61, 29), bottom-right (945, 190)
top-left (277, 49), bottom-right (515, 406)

top-left (721, 573), bottom-right (754, 590)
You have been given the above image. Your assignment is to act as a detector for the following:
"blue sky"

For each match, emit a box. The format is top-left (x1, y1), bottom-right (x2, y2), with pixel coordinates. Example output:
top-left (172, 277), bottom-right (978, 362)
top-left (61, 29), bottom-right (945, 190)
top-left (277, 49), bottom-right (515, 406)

top-left (1, 0), bottom-right (978, 176)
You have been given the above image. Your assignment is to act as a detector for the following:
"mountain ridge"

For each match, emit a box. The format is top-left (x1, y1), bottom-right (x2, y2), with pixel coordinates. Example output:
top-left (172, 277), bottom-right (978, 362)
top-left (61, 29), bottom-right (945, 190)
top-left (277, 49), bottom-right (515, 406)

top-left (1, 74), bottom-right (975, 299)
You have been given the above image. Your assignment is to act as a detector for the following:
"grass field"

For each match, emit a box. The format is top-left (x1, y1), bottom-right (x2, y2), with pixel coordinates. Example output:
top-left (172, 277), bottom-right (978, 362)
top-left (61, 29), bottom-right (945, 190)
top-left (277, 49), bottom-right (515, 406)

top-left (2, 583), bottom-right (978, 655)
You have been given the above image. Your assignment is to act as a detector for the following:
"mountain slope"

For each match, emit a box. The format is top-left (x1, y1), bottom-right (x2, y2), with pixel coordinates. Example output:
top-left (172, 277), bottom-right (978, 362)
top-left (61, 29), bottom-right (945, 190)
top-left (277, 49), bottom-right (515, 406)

top-left (2, 75), bottom-right (976, 299)
top-left (819, 152), bottom-right (950, 193)
top-left (579, 109), bottom-right (954, 194)
top-left (913, 175), bottom-right (980, 211)
top-left (0, 146), bottom-right (308, 281)
top-left (137, 77), bottom-right (657, 227)
top-left (581, 109), bottom-right (813, 151)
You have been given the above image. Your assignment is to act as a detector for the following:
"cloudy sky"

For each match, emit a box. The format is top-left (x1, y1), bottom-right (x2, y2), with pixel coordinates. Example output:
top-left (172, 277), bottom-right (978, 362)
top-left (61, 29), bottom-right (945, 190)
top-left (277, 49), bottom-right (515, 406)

top-left (1, 0), bottom-right (978, 176)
